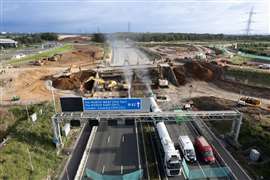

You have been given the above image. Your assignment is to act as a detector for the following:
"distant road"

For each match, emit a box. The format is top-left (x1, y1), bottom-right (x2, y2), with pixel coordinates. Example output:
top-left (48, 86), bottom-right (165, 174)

top-left (110, 40), bottom-right (151, 66)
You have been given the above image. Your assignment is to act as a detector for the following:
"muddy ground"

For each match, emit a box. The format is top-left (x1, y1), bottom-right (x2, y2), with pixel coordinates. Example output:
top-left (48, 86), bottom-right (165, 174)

top-left (0, 44), bottom-right (104, 104)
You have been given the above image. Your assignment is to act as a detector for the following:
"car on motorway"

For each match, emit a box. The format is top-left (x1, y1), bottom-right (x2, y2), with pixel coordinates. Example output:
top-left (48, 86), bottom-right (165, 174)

top-left (178, 135), bottom-right (197, 162)
top-left (194, 136), bottom-right (215, 164)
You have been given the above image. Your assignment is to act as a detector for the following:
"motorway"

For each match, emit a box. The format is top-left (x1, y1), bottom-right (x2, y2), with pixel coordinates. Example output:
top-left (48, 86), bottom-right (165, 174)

top-left (70, 40), bottom-right (252, 180)
top-left (83, 121), bottom-right (141, 177)
top-left (166, 122), bottom-right (225, 180)
top-left (110, 40), bottom-right (151, 66)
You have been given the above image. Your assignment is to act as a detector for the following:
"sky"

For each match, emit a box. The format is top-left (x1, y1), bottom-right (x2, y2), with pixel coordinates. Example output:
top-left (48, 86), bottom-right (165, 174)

top-left (0, 0), bottom-right (269, 34)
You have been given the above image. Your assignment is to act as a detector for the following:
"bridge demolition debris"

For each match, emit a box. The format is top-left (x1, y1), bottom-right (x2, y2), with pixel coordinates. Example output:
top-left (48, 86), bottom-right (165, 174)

top-left (50, 61), bottom-right (225, 96)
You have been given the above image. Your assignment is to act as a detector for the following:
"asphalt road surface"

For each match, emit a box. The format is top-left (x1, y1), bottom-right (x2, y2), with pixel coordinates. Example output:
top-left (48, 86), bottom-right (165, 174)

top-left (61, 124), bottom-right (92, 180)
top-left (166, 122), bottom-right (224, 180)
top-left (110, 40), bottom-right (151, 66)
top-left (84, 121), bottom-right (140, 177)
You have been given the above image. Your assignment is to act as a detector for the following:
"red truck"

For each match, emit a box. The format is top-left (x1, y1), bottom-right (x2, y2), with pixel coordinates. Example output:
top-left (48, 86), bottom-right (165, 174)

top-left (195, 136), bottom-right (215, 164)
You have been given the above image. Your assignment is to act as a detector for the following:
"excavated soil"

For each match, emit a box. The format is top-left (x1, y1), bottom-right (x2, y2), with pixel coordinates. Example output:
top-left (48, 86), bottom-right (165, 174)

top-left (173, 61), bottom-right (270, 101)
top-left (173, 61), bottom-right (223, 85)
top-left (52, 70), bottom-right (96, 90)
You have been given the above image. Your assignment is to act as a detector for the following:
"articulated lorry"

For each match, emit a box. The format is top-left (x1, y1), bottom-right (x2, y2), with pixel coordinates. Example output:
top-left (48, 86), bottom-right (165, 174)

top-left (156, 122), bottom-right (182, 176)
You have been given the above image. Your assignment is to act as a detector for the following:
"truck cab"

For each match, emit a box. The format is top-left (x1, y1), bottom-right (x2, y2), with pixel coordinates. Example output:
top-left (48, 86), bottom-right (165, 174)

top-left (195, 136), bottom-right (215, 164)
top-left (178, 136), bottom-right (197, 162)
top-left (164, 151), bottom-right (182, 176)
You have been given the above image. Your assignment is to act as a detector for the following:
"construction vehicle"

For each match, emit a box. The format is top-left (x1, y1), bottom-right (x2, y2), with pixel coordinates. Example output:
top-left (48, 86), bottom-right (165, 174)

top-left (195, 136), bottom-right (215, 164)
top-left (159, 79), bottom-right (169, 88)
top-left (156, 121), bottom-right (182, 176)
top-left (84, 76), bottom-right (105, 90)
top-left (104, 80), bottom-right (117, 91)
top-left (238, 97), bottom-right (261, 107)
top-left (11, 96), bottom-right (20, 101)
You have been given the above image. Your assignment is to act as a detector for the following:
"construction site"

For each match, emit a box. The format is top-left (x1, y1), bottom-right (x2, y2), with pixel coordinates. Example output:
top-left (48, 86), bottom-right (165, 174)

top-left (1, 34), bottom-right (270, 180)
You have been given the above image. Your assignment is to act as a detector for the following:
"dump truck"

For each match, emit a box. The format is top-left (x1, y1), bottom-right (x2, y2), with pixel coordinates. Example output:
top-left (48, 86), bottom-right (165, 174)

top-left (238, 97), bottom-right (261, 107)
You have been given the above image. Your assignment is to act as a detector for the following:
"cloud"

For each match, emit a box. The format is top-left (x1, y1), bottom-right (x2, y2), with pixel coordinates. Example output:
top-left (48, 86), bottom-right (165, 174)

top-left (1, 0), bottom-right (269, 34)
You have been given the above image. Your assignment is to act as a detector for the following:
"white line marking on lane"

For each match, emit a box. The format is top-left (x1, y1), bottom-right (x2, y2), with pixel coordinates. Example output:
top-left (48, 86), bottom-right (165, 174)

top-left (135, 119), bottom-right (142, 169)
top-left (107, 135), bottom-right (110, 144)
top-left (102, 165), bottom-right (105, 174)
top-left (121, 165), bottom-right (123, 174)
top-left (122, 135), bottom-right (125, 142)
top-left (197, 161), bottom-right (207, 178)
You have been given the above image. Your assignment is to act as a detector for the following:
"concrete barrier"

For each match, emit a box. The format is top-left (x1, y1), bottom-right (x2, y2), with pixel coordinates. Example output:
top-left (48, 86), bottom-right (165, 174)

top-left (74, 126), bottom-right (98, 180)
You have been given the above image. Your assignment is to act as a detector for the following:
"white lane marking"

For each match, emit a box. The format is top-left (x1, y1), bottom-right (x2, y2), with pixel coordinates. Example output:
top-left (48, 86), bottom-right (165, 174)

top-left (197, 162), bottom-right (207, 178)
top-left (107, 135), bottom-right (110, 144)
top-left (121, 165), bottom-right (123, 174)
top-left (102, 165), bottom-right (105, 174)
top-left (135, 120), bottom-right (142, 169)
top-left (122, 135), bottom-right (125, 142)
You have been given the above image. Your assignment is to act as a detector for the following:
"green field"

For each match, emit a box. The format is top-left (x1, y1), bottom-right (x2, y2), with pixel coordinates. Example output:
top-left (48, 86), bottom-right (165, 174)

top-left (225, 67), bottom-right (270, 87)
top-left (0, 103), bottom-right (64, 180)
top-left (6, 44), bottom-right (73, 65)
top-left (230, 55), bottom-right (252, 65)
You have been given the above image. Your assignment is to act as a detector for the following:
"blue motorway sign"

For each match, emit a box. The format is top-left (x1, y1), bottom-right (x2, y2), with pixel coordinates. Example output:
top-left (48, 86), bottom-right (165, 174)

top-left (83, 98), bottom-right (142, 111)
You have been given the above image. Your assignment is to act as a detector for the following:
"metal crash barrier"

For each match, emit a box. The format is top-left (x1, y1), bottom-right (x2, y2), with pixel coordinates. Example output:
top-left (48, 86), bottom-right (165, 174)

top-left (84, 168), bottom-right (143, 180)
top-left (182, 159), bottom-right (232, 179)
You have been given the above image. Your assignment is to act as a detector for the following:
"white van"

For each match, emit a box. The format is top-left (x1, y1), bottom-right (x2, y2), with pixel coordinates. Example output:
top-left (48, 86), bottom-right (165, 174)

top-left (178, 136), bottom-right (197, 162)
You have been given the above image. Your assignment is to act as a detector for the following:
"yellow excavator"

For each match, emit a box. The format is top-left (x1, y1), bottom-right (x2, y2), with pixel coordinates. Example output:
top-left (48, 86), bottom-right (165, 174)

top-left (85, 76), bottom-right (105, 87)
top-left (105, 80), bottom-right (117, 91)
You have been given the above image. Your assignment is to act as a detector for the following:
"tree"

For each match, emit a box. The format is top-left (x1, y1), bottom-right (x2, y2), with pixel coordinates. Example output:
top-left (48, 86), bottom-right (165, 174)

top-left (92, 33), bottom-right (106, 43)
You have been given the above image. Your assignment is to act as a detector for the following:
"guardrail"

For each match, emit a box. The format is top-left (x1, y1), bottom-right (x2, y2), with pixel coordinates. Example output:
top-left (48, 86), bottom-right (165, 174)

top-left (74, 126), bottom-right (98, 180)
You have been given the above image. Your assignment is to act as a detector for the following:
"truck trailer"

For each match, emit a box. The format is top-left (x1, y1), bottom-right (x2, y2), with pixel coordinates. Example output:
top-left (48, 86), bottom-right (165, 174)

top-left (156, 122), bottom-right (182, 176)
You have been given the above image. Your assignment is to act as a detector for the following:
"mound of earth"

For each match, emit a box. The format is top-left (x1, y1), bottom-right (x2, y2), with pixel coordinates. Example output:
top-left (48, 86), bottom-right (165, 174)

top-left (173, 66), bottom-right (187, 85)
top-left (52, 75), bottom-right (81, 90)
top-left (173, 61), bottom-right (223, 85)
top-left (52, 70), bottom-right (96, 90)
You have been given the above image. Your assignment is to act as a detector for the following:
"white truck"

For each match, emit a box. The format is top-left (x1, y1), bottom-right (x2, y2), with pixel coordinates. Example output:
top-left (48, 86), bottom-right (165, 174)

top-left (156, 122), bottom-right (182, 176)
top-left (150, 96), bottom-right (162, 112)
top-left (178, 136), bottom-right (197, 162)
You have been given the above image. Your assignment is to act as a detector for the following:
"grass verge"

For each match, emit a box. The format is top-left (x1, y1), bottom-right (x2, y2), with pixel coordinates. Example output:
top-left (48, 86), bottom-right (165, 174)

top-left (0, 103), bottom-right (63, 180)
top-left (6, 44), bottom-right (73, 65)
top-left (229, 55), bottom-right (251, 65)
top-left (225, 67), bottom-right (270, 87)
top-left (142, 123), bottom-right (160, 179)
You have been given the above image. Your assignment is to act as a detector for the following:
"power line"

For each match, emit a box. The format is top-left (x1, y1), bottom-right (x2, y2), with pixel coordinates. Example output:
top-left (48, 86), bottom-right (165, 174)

top-left (245, 7), bottom-right (256, 35)
top-left (128, 21), bottom-right (131, 33)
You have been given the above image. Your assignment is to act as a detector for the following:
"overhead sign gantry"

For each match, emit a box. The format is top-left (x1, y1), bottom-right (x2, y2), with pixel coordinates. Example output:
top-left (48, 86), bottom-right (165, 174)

top-left (52, 97), bottom-right (243, 150)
